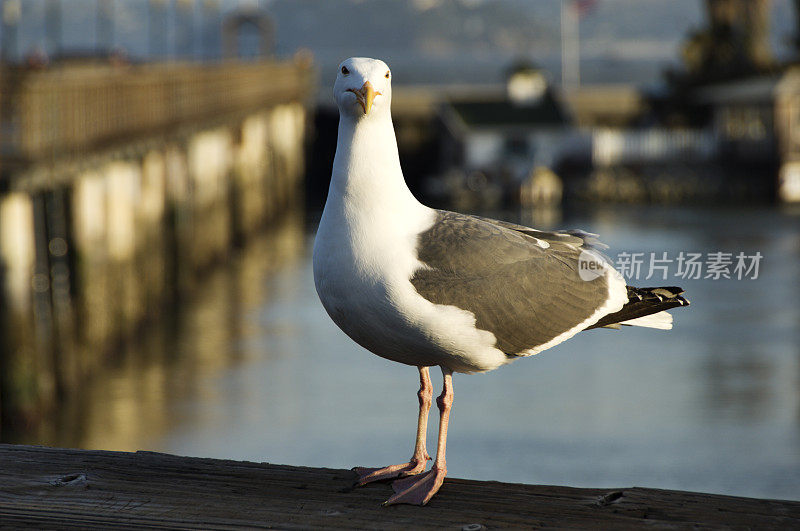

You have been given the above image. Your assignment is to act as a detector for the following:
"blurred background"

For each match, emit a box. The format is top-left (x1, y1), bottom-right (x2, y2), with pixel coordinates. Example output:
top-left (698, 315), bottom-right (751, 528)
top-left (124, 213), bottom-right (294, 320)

top-left (1, 0), bottom-right (799, 502)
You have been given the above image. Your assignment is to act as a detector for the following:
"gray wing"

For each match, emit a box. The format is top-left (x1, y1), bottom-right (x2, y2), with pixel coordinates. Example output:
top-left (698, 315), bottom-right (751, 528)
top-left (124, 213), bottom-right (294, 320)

top-left (469, 214), bottom-right (611, 253)
top-left (410, 210), bottom-right (620, 356)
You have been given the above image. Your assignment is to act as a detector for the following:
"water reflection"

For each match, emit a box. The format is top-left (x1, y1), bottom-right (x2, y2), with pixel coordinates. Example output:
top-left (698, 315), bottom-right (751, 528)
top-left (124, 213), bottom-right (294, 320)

top-left (11, 210), bottom-right (306, 451)
top-left (9, 204), bottom-right (800, 501)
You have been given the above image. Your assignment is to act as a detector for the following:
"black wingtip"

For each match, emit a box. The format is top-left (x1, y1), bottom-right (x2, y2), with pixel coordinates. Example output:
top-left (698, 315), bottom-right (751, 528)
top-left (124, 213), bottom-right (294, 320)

top-left (587, 285), bottom-right (690, 330)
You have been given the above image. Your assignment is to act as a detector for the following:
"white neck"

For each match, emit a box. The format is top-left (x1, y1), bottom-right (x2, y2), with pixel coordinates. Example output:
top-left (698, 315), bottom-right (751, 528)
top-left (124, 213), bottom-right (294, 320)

top-left (326, 110), bottom-right (427, 223)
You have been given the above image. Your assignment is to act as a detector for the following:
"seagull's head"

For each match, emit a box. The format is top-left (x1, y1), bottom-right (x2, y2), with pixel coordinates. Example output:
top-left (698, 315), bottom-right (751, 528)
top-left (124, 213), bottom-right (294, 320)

top-left (334, 57), bottom-right (392, 119)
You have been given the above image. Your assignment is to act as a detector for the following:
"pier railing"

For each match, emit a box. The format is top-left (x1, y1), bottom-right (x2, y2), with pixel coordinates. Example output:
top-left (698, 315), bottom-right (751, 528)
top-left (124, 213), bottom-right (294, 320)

top-left (2, 445), bottom-right (798, 528)
top-left (1, 60), bottom-right (312, 165)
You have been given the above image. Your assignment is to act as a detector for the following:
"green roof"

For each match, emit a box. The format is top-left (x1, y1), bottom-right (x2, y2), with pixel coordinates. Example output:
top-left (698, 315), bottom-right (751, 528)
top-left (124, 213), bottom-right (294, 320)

top-left (449, 92), bottom-right (568, 128)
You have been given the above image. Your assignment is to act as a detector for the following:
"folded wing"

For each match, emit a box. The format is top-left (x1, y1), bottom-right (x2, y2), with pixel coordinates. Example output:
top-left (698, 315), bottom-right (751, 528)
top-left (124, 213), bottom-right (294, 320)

top-left (410, 211), bottom-right (628, 357)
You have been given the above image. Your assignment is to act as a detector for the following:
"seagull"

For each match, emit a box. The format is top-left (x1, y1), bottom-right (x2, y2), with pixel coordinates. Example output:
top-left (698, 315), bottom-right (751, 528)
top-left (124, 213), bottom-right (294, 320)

top-left (312, 57), bottom-right (689, 506)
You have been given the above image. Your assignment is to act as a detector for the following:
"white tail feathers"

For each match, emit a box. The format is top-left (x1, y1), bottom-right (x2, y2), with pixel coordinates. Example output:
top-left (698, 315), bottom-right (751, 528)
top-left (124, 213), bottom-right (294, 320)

top-left (620, 311), bottom-right (673, 330)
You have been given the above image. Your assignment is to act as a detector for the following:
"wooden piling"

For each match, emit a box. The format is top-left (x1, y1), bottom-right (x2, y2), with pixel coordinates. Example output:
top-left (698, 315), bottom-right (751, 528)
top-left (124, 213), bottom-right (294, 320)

top-left (0, 193), bottom-right (37, 429)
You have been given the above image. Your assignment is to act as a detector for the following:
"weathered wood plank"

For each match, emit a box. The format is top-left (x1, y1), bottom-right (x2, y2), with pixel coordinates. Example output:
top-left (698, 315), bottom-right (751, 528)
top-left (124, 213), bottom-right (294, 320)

top-left (0, 444), bottom-right (798, 529)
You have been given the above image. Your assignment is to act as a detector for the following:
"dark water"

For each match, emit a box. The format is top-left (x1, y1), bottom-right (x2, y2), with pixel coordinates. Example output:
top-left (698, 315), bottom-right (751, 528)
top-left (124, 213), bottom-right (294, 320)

top-left (13, 204), bottom-right (800, 501)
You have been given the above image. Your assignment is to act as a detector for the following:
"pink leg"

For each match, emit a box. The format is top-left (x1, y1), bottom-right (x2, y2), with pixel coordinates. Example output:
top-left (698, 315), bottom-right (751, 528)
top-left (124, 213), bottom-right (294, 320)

top-left (384, 366), bottom-right (453, 506)
top-left (354, 366), bottom-right (433, 485)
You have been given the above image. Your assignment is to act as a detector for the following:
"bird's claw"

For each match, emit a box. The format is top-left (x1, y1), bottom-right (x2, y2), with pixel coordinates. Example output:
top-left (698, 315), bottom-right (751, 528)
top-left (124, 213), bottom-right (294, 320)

top-left (353, 459), bottom-right (427, 486)
top-left (383, 465), bottom-right (447, 506)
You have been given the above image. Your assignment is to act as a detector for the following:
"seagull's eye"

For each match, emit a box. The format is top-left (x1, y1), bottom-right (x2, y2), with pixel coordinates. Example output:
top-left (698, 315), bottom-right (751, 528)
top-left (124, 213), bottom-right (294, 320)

top-left (385, 70), bottom-right (390, 79)
top-left (341, 66), bottom-right (349, 75)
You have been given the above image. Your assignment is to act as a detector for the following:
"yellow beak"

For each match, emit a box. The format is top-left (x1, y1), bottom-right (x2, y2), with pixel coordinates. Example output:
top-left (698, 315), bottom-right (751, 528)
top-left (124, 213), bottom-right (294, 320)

top-left (348, 81), bottom-right (380, 115)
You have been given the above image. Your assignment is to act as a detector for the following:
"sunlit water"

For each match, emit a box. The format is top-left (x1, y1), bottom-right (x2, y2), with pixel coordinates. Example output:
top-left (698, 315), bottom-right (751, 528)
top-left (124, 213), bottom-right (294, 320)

top-left (15, 204), bottom-right (800, 501)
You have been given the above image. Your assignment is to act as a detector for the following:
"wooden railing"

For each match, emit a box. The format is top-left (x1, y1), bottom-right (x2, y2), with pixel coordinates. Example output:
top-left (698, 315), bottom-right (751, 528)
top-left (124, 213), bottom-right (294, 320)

top-left (0, 60), bottom-right (313, 162)
top-left (3, 445), bottom-right (799, 528)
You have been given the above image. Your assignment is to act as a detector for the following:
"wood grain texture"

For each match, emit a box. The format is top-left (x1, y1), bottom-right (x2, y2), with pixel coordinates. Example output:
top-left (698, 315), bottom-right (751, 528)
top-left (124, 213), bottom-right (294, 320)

top-left (1, 444), bottom-right (798, 529)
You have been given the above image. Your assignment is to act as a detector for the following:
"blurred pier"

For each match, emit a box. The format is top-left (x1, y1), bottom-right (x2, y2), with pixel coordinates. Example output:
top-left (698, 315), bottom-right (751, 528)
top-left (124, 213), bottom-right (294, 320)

top-left (0, 58), bottom-right (313, 434)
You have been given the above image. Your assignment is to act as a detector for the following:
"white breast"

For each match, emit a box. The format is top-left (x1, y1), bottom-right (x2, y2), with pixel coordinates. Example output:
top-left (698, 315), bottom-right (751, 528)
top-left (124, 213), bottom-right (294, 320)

top-left (313, 194), bottom-right (508, 374)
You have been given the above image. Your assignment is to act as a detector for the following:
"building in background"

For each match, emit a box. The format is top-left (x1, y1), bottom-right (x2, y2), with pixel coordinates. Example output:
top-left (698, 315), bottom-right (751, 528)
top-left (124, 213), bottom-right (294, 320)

top-left (435, 62), bottom-right (574, 208)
